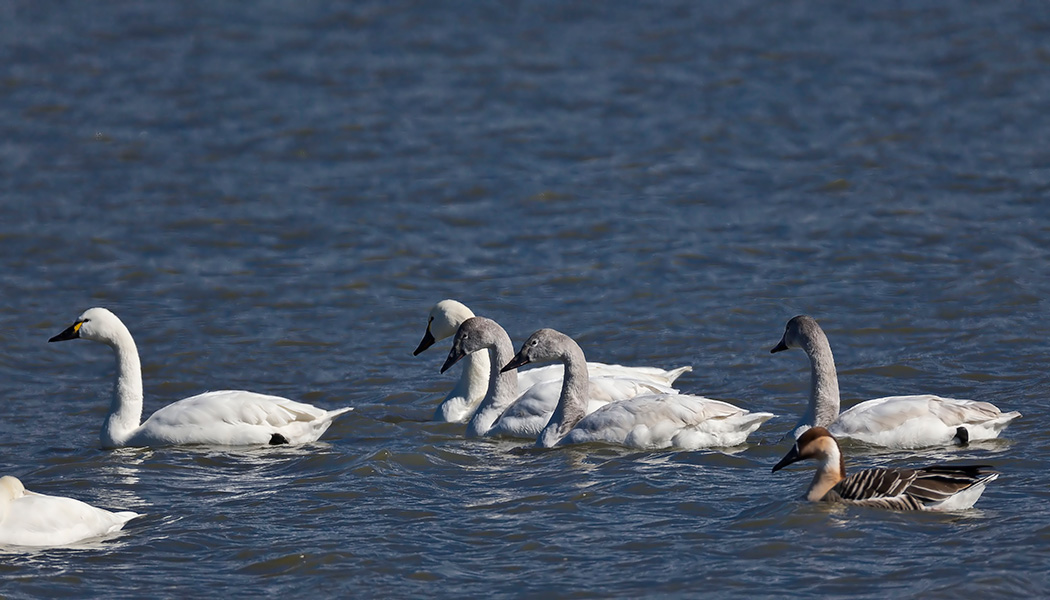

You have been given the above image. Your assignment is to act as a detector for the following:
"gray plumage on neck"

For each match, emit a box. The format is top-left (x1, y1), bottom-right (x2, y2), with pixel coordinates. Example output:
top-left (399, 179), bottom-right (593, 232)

top-left (507, 329), bottom-right (590, 448)
top-left (775, 316), bottom-right (841, 437)
top-left (450, 318), bottom-right (519, 437)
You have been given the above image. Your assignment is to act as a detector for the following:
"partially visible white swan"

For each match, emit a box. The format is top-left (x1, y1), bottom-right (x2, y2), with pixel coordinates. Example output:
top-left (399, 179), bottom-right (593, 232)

top-left (771, 315), bottom-right (1021, 448)
top-left (49, 307), bottom-right (353, 449)
top-left (0, 475), bottom-right (139, 547)
top-left (502, 328), bottom-right (774, 449)
top-left (440, 317), bottom-right (677, 438)
top-left (414, 299), bottom-right (691, 422)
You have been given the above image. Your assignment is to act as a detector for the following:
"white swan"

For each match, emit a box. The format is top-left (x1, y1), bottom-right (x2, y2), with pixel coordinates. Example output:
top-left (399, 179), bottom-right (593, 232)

top-left (0, 475), bottom-right (139, 547)
top-left (414, 299), bottom-right (692, 422)
top-left (773, 427), bottom-right (999, 511)
top-left (771, 315), bottom-right (1021, 448)
top-left (440, 317), bottom-right (678, 438)
top-left (502, 328), bottom-right (774, 449)
top-left (49, 307), bottom-right (353, 449)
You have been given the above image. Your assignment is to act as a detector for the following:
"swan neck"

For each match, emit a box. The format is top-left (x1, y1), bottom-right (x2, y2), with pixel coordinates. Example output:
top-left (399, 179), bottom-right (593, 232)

top-left (803, 332), bottom-right (840, 428)
top-left (445, 348), bottom-right (491, 419)
top-left (465, 330), bottom-right (518, 437)
top-left (537, 342), bottom-right (589, 447)
top-left (102, 329), bottom-right (144, 448)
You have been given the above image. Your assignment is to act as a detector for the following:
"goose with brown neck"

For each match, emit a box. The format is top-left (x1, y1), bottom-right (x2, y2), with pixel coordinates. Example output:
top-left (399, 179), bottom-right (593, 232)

top-left (773, 427), bottom-right (999, 511)
top-left (503, 328), bottom-right (774, 449)
top-left (772, 315), bottom-right (1020, 448)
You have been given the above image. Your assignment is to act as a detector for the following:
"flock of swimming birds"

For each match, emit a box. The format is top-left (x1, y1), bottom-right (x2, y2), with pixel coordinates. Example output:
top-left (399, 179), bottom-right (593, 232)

top-left (0, 301), bottom-right (1021, 548)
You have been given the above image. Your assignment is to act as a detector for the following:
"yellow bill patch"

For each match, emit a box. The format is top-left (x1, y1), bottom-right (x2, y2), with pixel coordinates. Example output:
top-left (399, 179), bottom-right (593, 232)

top-left (73, 321), bottom-right (84, 333)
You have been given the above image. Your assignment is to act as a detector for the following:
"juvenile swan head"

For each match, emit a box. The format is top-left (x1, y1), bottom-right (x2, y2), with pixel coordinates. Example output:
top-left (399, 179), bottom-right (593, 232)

top-left (770, 315), bottom-right (826, 354)
top-left (441, 316), bottom-right (501, 373)
top-left (501, 328), bottom-right (571, 372)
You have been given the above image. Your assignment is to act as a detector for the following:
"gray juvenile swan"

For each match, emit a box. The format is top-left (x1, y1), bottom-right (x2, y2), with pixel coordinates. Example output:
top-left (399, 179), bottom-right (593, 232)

top-left (771, 315), bottom-right (1020, 448)
top-left (773, 427), bottom-right (999, 511)
top-left (502, 328), bottom-right (774, 449)
top-left (0, 475), bottom-right (139, 546)
top-left (414, 299), bottom-right (691, 422)
top-left (440, 317), bottom-right (675, 438)
top-left (49, 307), bottom-right (353, 449)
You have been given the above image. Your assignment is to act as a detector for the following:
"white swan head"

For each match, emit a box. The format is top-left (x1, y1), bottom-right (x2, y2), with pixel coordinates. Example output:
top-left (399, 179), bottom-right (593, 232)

top-left (49, 307), bottom-right (129, 347)
top-left (0, 475), bottom-right (25, 522)
top-left (770, 315), bottom-right (825, 354)
top-left (0, 475), bottom-right (25, 501)
top-left (440, 316), bottom-right (500, 373)
top-left (414, 300), bottom-right (476, 355)
top-left (501, 328), bottom-right (571, 372)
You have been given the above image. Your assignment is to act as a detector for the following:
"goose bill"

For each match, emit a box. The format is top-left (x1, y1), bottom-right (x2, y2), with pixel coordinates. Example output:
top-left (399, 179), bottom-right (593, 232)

top-left (772, 444), bottom-right (802, 473)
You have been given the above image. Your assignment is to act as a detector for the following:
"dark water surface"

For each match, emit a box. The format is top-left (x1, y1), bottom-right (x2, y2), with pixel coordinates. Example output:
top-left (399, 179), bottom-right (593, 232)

top-left (2, 1), bottom-right (1049, 597)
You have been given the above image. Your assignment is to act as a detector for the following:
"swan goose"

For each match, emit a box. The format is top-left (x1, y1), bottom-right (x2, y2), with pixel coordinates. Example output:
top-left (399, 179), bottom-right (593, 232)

top-left (773, 427), bottom-right (999, 510)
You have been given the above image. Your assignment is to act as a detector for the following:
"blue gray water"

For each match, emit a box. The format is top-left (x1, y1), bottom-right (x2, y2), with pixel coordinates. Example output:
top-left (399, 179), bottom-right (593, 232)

top-left (1, 0), bottom-right (1049, 597)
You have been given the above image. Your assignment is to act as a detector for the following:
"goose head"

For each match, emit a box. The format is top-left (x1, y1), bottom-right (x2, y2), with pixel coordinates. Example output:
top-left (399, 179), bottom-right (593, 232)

top-left (414, 300), bottom-right (476, 355)
top-left (501, 328), bottom-right (570, 372)
top-left (440, 317), bottom-right (500, 373)
top-left (49, 307), bottom-right (128, 347)
top-left (772, 426), bottom-right (841, 472)
top-left (770, 315), bottom-right (825, 354)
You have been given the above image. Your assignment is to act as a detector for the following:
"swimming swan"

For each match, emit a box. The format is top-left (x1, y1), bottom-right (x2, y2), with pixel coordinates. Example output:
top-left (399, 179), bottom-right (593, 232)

top-left (440, 317), bottom-right (678, 438)
top-left (414, 300), bottom-right (691, 422)
top-left (773, 427), bottom-right (998, 511)
top-left (0, 475), bottom-right (139, 547)
top-left (49, 307), bottom-right (353, 449)
top-left (771, 315), bottom-right (1020, 448)
top-left (502, 328), bottom-right (774, 449)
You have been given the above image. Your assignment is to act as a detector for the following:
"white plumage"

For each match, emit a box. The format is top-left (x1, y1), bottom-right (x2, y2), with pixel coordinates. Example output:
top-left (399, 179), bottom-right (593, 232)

top-left (0, 476), bottom-right (139, 547)
top-left (49, 307), bottom-right (352, 449)
top-left (415, 299), bottom-right (691, 424)
top-left (503, 328), bottom-right (774, 450)
top-left (440, 317), bottom-right (680, 439)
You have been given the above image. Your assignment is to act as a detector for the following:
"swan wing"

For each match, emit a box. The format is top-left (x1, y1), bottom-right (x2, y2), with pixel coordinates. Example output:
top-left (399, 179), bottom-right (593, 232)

top-left (490, 378), bottom-right (676, 439)
top-left (833, 395), bottom-right (1020, 447)
top-left (561, 394), bottom-right (772, 449)
top-left (137, 391), bottom-right (352, 446)
top-left (516, 362), bottom-right (691, 390)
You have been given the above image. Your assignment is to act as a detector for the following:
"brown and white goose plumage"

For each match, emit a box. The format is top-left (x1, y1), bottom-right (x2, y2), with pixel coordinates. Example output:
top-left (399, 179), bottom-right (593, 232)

top-left (772, 427), bottom-right (999, 511)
